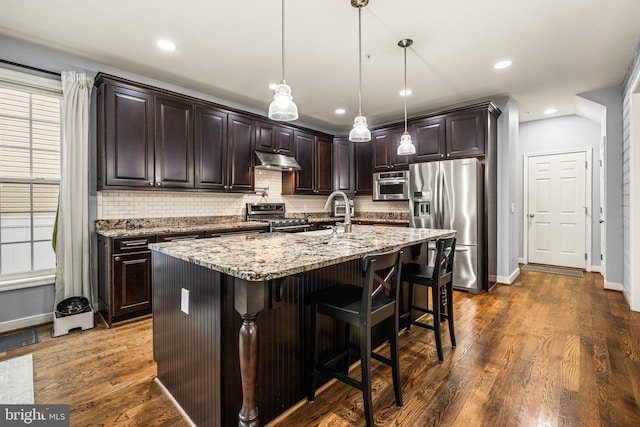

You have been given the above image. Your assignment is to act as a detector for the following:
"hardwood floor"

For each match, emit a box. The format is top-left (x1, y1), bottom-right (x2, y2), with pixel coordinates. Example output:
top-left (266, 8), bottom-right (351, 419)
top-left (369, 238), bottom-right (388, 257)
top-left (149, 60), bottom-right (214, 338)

top-left (1, 270), bottom-right (639, 426)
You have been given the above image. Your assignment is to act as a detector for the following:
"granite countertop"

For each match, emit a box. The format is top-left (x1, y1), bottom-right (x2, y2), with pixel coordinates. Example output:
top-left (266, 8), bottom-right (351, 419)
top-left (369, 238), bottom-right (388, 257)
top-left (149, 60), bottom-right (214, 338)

top-left (96, 220), bottom-right (268, 238)
top-left (95, 214), bottom-right (408, 238)
top-left (308, 216), bottom-right (410, 225)
top-left (149, 225), bottom-right (455, 282)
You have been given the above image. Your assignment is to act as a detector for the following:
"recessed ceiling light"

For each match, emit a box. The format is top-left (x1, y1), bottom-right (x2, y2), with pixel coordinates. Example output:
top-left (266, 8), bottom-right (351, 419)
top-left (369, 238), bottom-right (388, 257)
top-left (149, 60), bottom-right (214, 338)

top-left (268, 83), bottom-right (278, 90)
top-left (399, 89), bottom-right (412, 97)
top-left (544, 108), bottom-right (558, 114)
top-left (156, 39), bottom-right (176, 51)
top-left (335, 108), bottom-right (346, 115)
top-left (494, 60), bottom-right (512, 70)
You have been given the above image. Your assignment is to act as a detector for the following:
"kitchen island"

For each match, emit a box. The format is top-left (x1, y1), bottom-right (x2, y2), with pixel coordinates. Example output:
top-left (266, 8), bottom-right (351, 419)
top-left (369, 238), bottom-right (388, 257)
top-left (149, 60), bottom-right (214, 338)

top-left (149, 225), bottom-right (455, 427)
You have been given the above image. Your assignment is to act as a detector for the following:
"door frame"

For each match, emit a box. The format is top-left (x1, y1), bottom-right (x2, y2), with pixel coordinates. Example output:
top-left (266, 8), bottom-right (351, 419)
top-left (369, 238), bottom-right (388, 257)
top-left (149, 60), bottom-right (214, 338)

top-left (523, 148), bottom-right (593, 271)
top-left (599, 134), bottom-right (606, 279)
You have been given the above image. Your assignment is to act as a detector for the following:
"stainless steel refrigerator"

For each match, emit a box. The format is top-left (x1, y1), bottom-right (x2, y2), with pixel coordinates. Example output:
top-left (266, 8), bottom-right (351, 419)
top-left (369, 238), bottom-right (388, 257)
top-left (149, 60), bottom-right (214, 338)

top-left (409, 158), bottom-right (483, 292)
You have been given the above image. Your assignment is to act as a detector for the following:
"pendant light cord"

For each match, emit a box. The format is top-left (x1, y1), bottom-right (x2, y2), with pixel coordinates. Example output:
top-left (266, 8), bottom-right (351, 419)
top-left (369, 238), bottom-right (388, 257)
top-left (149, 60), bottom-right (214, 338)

top-left (357, 7), bottom-right (363, 116)
top-left (281, 0), bottom-right (286, 83)
top-left (403, 44), bottom-right (408, 132)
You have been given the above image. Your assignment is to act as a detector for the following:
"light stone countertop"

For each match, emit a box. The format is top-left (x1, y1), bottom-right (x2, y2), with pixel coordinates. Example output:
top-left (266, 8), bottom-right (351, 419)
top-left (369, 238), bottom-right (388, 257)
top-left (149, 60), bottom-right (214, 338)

top-left (149, 225), bottom-right (455, 282)
top-left (96, 221), bottom-right (268, 238)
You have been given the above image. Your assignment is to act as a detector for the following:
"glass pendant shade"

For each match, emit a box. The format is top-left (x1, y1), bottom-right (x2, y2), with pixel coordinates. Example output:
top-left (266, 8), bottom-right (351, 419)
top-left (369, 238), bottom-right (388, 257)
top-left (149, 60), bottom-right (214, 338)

top-left (349, 115), bottom-right (371, 142)
top-left (349, 2), bottom-right (371, 142)
top-left (397, 38), bottom-right (416, 156)
top-left (268, 83), bottom-right (298, 121)
top-left (397, 131), bottom-right (416, 155)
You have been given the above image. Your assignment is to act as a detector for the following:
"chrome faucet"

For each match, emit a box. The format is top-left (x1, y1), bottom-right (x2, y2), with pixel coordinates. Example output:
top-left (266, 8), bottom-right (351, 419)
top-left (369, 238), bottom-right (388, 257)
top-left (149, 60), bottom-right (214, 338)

top-left (323, 191), bottom-right (352, 233)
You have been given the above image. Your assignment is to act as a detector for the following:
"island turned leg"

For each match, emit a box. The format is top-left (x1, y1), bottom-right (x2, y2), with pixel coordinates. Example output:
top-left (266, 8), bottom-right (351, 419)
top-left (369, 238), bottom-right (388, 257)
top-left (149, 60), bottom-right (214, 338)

top-left (235, 279), bottom-right (266, 427)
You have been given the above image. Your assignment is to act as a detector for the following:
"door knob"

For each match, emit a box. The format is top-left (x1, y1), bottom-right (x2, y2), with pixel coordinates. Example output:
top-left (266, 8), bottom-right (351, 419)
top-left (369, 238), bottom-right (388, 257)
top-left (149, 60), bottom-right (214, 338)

top-left (600, 220), bottom-right (604, 223)
top-left (528, 213), bottom-right (535, 218)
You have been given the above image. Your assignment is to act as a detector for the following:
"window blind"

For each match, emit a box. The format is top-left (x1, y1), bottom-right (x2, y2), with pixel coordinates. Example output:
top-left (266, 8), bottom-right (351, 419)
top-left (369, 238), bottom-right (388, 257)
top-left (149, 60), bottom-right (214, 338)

top-left (0, 76), bottom-right (61, 282)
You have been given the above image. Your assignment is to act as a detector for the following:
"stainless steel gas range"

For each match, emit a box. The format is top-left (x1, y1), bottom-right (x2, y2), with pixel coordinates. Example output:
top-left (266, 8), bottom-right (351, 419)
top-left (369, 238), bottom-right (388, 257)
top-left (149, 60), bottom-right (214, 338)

top-left (245, 203), bottom-right (310, 233)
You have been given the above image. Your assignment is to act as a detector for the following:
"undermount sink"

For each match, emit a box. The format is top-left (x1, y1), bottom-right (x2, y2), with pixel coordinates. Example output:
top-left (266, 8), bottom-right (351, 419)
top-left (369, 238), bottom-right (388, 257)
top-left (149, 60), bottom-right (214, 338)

top-left (300, 227), bottom-right (346, 236)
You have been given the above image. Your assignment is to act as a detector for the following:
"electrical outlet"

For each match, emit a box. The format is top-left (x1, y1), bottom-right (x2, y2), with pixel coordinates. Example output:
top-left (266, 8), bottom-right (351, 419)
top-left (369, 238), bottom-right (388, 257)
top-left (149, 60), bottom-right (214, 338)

top-left (181, 288), bottom-right (189, 314)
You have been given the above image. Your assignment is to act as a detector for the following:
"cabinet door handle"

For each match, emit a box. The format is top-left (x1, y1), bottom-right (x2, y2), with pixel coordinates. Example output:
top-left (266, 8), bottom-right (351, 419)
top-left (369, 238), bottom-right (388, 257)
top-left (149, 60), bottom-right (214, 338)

top-left (230, 185), bottom-right (233, 189)
top-left (156, 182), bottom-right (163, 187)
top-left (224, 185), bottom-right (228, 189)
top-left (115, 256), bottom-right (121, 261)
top-left (148, 182), bottom-right (154, 186)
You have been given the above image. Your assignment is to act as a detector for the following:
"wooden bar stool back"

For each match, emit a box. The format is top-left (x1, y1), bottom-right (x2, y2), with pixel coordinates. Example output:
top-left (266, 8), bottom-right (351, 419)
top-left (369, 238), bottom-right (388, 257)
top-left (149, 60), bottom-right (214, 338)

top-left (308, 247), bottom-right (403, 427)
top-left (401, 236), bottom-right (456, 361)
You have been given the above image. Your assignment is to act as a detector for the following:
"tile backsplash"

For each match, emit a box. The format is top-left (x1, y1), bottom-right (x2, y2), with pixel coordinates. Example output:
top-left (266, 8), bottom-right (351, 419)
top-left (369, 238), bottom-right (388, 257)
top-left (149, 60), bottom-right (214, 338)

top-left (97, 170), bottom-right (408, 219)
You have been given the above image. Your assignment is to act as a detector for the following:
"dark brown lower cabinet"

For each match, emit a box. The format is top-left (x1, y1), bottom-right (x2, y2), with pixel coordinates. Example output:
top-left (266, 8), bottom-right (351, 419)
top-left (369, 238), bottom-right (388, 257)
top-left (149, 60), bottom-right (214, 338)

top-left (112, 252), bottom-right (152, 317)
top-left (97, 226), bottom-right (268, 326)
top-left (98, 234), bottom-right (156, 326)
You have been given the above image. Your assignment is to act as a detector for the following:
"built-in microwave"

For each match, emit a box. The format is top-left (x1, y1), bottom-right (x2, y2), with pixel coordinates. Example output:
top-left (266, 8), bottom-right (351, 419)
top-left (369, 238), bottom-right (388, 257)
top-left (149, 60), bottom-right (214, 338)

top-left (334, 199), bottom-right (355, 217)
top-left (373, 170), bottom-right (410, 201)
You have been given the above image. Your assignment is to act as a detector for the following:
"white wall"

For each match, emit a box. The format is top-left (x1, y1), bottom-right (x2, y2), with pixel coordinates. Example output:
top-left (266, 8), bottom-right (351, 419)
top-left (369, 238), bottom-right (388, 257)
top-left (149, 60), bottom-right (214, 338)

top-left (495, 98), bottom-right (520, 283)
top-left (622, 38), bottom-right (640, 311)
top-left (579, 86), bottom-right (624, 286)
top-left (519, 115), bottom-right (602, 264)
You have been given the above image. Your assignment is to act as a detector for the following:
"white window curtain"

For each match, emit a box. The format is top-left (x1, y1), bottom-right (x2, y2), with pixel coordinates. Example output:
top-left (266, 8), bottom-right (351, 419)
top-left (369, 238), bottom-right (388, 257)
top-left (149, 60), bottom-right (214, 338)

top-left (54, 71), bottom-right (93, 304)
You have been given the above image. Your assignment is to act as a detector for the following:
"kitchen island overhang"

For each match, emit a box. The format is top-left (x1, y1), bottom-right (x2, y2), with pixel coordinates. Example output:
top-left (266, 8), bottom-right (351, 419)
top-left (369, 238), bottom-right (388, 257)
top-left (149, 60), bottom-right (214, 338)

top-left (149, 225), bottom-right (456, 427)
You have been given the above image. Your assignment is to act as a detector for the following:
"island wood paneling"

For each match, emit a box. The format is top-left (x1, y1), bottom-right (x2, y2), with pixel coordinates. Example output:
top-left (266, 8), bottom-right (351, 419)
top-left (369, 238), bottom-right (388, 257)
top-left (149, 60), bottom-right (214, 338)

top-left (152, 251), bottom-right (222, 426)
top-left (153, 250), bottom-right (376, 426)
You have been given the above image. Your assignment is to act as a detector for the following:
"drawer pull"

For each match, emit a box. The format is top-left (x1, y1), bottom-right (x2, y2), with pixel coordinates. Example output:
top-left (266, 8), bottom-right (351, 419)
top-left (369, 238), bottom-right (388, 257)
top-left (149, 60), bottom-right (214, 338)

top-left (121, 239), bottom-right (148, 247)
top-left (166, 235), bottom-right (199, 241)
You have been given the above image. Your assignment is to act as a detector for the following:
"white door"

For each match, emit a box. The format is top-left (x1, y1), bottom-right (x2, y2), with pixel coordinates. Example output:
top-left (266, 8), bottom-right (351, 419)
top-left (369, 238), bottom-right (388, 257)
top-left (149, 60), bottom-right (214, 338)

top-left (599, 137), bottom-right (606, 278)
top-left (527, 152), bottom-right (586, 269)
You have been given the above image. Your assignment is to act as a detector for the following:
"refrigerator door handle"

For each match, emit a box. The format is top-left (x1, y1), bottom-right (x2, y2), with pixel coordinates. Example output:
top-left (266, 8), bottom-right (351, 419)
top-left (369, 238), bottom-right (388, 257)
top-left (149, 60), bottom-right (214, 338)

top-left (454, 247), bottom-right (469, 252)
top-left (438, 167), bottom-right (445, 229)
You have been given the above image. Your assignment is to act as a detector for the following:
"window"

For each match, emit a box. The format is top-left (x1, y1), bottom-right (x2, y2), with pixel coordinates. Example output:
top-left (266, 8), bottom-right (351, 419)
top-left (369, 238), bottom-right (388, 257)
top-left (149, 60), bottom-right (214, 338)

top-left (0, 68), bottom-right (62, 288)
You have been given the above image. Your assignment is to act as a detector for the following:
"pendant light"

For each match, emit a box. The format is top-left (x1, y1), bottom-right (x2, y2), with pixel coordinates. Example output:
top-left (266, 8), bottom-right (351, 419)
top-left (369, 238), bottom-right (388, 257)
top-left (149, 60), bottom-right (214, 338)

top-left (348, 0), bottom-right (371, 142)
top-left (397, 39), bottom-right (416, 155)
top-left (268, 0), bottom-right (298, 121)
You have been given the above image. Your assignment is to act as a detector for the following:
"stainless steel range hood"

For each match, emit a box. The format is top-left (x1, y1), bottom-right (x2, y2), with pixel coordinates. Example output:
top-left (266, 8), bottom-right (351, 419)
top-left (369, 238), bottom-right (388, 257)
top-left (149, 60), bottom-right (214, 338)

top-left (254, 151), bottom-right (301, 171)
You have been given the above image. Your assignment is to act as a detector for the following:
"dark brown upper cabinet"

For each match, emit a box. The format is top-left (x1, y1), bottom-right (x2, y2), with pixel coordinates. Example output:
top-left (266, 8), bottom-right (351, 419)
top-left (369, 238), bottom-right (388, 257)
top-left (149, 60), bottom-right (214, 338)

top-left (97, 74), bottom-right (257, 193)
top-left (315, 137), bottom-right (333, 194)
top-left (194, 106), bottom-right (228, 190)
top-left (255, 121), bottom-right (294, 156)
top-left (283, 131), bottom-right (332, 195)
top-left (227, 114), bottom-right (255, 192)
top-left (333, 138), bottom-right (355, 193)
top-left (98, 76), bottom-right (194, 190)
top-left (155, 96), bottom-right (194, 188)
top-left (99, 83), bottom-right (155, 188)
top-left (354, 140), bottom-right (373, 195)
top-left (445, 108), bottom-right (487, 158)
top-left (332, 138), bottom-right (373, 195)
top-left (372, 125), bottom-right (411, 172)
top-left (411, 115), bottom-right (446, 162)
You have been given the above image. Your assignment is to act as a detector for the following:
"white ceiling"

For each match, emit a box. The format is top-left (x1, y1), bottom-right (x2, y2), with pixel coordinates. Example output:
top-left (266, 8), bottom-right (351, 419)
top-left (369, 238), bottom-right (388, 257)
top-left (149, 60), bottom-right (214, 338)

top-left (1, 0), bottom-right (639, 133)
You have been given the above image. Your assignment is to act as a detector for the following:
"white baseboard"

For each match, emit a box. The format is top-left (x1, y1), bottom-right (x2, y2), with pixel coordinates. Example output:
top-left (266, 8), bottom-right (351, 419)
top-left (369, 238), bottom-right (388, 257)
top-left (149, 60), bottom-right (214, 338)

top-left (604, 281), bottom-right (623, 292)
top-left (0, 312), bottom-right (53, 334)
top-left (496, 267), bottom-right (521, 285)
top-left (518, 257), bottom-right (526, 264)
top-left (590, 265), bottom-right (602, 273)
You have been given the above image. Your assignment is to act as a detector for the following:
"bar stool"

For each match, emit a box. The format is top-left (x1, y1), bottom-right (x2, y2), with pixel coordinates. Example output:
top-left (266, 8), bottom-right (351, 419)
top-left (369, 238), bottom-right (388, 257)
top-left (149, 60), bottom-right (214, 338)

top-left (401, 237), bottom-right (456, 361)
top-left (308, 248), bottom-right (403, 427)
